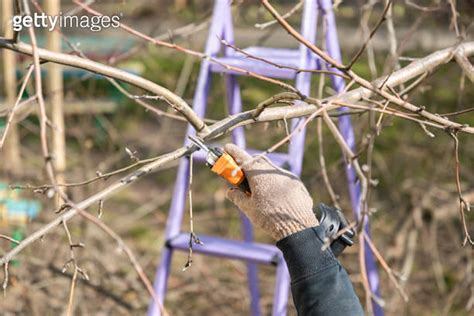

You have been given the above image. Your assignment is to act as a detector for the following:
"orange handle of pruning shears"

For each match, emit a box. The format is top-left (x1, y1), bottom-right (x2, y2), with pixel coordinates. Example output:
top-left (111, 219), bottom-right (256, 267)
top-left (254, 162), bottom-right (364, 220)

top-left (211, 152), bottom-right (251, 195)
top-left (187, 136), bottom-right (251, 194)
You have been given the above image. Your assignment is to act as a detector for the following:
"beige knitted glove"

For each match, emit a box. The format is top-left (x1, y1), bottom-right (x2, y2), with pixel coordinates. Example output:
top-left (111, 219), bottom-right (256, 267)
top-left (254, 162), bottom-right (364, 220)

top-left (224, 144), bottom-right (319, 241)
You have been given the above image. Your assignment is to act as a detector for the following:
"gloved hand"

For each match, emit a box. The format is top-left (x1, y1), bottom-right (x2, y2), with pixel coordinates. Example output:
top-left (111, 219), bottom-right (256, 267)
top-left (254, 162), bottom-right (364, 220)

top-left (224, 144), bottom-right (319, 241)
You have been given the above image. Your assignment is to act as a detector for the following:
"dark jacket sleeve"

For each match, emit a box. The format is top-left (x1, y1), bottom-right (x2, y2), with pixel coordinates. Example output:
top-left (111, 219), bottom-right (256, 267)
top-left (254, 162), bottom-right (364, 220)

top-left (276, 226), bottom-right (364, 316)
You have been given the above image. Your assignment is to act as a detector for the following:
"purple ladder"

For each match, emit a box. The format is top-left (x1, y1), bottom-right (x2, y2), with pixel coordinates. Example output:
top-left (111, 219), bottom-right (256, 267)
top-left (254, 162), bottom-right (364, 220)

top-left (148, 1), bottom-right (382, 315)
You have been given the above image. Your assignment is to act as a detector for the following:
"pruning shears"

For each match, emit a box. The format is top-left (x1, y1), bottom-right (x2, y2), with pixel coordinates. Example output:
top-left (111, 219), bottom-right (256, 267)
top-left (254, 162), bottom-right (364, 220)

top-left (188, 136), bottom-right (251, 195)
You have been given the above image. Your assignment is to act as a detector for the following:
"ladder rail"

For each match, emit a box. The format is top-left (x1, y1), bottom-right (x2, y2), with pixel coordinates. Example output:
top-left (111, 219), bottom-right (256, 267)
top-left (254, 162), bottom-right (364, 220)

top-left (148, 1), bottom-right (227, 314)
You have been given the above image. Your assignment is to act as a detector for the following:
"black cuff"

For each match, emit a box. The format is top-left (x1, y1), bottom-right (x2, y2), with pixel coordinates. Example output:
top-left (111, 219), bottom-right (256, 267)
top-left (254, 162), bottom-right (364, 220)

top-left (276, 226), bottom-right (337, 283)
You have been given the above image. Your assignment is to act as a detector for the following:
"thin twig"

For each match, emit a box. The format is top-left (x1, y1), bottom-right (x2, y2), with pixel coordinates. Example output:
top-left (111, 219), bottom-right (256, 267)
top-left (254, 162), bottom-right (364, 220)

top-left (454, 50), bottom-right (474, 83)
top-left (252, 92), bottom-right (300, 118)
top-left (22, 0), bottom-right (58, 188)
top-left (363, 232), bottom-right (409, 302)
top-left (65, 267), bottom-right (78, 316)
top-left (442, 107), bottom-right (474, 117)
top-left (359, 1), bottom-right (378, 78)
top-left (97, 200), bottom-right (104, 219)
top-left (2, 261), bottom-right (8, 296)
top-left (12, 150), bottom-right (173, 191)
top-left (447, 0), bottom-right (460, 38)
top-left (261, 0), bottom-right (474, 134)
top-left (0, 65), bottom-right (34, 148)
top-left (0, 235), bottom-right (20, 245)
top-left (255, 1), bottom-right (303, 29)
top-left (347, 0), bottom-right (392, 70)
top-left (398, 72), bottom-right (428, 97)
top-left (359, 234), bottom-right (376, 314)
top-left (183, 153), bottom-right (203, 271)
top-left (315, 43), bottom-right (340, 208)
top-left (447, 131), bottom-right (473, 246)
top-left (405, 0), bottom-right (441, 12)
top-left (338, 100), bottom-right (445, 130)
top-left (73, 0), bottom-right (300, 95)
top-left (75, 205), bottom-right (169, 316)
top-left (261, 0), bottom-right (344, 69)
top-left (221, 38), bottom-right (350, 79)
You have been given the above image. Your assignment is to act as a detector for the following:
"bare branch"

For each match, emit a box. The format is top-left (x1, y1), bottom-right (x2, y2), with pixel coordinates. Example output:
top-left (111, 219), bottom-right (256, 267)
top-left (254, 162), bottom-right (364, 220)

top-left (0, 41), bottom-right (208, 134)
top-left (261, 0), bottom-right (474, 134)
top-left (22, 0), bottom-right (57, 188)
top-left (261, 0), bottom-right (344, 69)
top-left (454, 49), bottom-right (474, 83)
top-left (447, 0), bottom-right (460, 38)
top-left (347, 0), bottom-right (392, 70)
top-left (0, 65), bottom-right (34, 148)
top-left (448, 131), bottom-right (473, 246)
top-left (221, 38), bottom-right (350, 79)
top-left (75, 206), bottom-right (169, 315)
top-left (73, 0), bottom-right (300, 94)
top-left (0, 235), bottom-right (20, 245)
top-left (363, 232), bottom-right (409, 302)
top-left (0, 147), bottom-right (189, 267)
top-left (65, 267), bottom-right (78, 316)
top-left (255, 0), bottom-right (303, 30)
top-left (183, 153), bottom-right (203, 271)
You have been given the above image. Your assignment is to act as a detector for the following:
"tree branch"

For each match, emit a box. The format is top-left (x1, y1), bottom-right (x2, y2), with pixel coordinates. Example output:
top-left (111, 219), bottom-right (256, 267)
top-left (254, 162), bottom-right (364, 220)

top-left (0, 40), bottom-right (208, 134)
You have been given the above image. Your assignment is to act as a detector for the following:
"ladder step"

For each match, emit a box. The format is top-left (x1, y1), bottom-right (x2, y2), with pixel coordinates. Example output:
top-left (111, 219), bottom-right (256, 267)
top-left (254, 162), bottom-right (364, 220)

top-left (210, 56), bottom-right (297, 79)
top-left (168, 233), bottom-right (281, 265)
top-left (210, 46), bottom-right (318, 79)
top-left (193, 148), bottom-right (290, 167)
top-left (242, 47), bottom-right (301, 58)
top-left (210, 47), bottom-right (298, 79)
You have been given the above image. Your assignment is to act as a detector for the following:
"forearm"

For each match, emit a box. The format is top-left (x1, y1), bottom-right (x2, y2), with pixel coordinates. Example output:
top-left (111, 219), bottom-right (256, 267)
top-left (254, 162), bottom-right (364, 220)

top-left (277, 226), bottom-right (364, 316)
